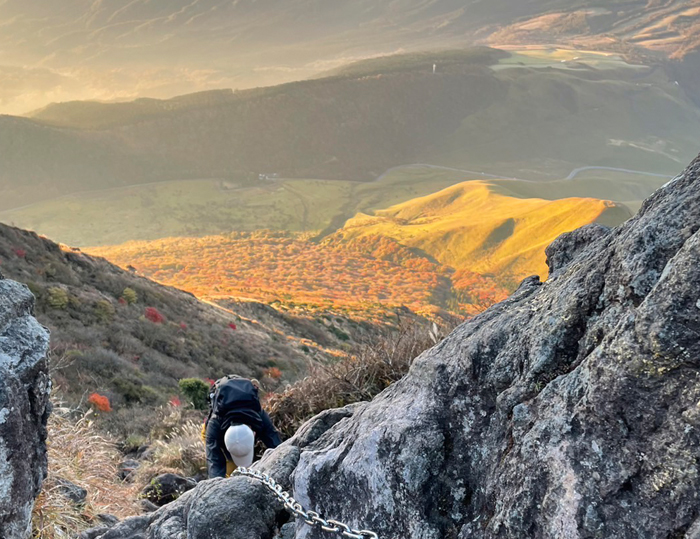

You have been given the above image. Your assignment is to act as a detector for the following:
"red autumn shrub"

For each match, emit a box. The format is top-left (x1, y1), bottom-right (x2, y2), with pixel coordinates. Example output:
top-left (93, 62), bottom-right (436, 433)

top-left (13, 248), bottom-right (26, 258)
top-left (264, 367), bottom-right (282, 380)
top-left (179, 322), bottom-right (188, 330)
top-left (118, 297), bottom-right (127, 306)
top-left (88, 392), bottom-right (112, 412)
top-left (169, 396), bottom-right (182, 407)
top-left (144, 307), bottom-right (165, 324)
top-left (228, 323), bottom-right (237, 330)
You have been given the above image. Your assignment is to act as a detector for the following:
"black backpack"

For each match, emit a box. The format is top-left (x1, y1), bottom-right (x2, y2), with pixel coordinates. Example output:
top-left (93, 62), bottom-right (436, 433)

top-left (207, 376), bottom-right (260, 422)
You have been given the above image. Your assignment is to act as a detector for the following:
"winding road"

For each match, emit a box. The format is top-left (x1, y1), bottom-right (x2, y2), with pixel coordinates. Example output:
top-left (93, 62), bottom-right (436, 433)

top-left (565, 166), bottom-right (673, 180)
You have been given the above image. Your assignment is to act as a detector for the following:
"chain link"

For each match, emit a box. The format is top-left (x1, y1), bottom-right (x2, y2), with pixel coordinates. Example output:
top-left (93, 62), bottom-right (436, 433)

top-left (233, 467), bottom-right (378, 539)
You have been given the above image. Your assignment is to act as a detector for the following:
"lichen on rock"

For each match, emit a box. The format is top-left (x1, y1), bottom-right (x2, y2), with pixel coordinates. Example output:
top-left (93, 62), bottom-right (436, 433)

top-left (0, 278), bottom-right (51, 539)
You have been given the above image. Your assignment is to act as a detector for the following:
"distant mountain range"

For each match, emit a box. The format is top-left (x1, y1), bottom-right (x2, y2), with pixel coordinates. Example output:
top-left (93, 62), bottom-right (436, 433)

top-left (1, 47), bottom-right (698, 213)
top-left (1, 0), bottom-right (699, 114)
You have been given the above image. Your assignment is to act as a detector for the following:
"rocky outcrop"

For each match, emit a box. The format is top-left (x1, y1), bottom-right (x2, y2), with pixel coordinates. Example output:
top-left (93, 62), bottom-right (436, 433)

top-left (95, 153), bottom-right (700, 538)
top-left (0, 276), bottom-right (51, 539)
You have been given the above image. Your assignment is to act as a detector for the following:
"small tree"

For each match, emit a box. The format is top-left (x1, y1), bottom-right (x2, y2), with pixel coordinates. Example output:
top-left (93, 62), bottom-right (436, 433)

top-left (264, 367), bottom-right (282, 380)
top-left (88, 392), bottom-right (112, 412)
top-left (121, 287), bottom-right (138, 304)
top-left (178, 378), bottom-right (210, 410)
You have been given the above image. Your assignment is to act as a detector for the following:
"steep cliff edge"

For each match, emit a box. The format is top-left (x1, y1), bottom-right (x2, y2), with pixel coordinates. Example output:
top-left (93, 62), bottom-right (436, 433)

top-left (95, 152), bottom-right (700, 538)
top-left (0, 276), bottom-right (51, 539)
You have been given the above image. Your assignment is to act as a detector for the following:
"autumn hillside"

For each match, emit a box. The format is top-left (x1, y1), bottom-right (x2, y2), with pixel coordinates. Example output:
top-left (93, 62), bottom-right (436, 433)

top-left (88, 182), bottom-right (631, 317)
top-left (0, 222), bottom-right (410, 437)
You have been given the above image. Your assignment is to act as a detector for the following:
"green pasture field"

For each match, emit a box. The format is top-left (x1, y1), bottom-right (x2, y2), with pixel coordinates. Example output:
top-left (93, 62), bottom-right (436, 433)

top-left (0, 162), bottom-right (669, 248)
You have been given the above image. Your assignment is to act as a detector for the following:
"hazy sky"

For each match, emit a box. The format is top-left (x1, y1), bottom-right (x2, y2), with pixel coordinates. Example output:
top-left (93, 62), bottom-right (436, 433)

top-left (1, 0), bottom-right (687, 115)
top-left (0, 0), bottom-right (483, 115)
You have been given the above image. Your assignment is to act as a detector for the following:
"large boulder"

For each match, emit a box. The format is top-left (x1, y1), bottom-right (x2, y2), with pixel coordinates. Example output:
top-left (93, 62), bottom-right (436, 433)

top-left (95, 154), bottom-right (700, 538)
top-left (0, 277), bottom-right (51, 539)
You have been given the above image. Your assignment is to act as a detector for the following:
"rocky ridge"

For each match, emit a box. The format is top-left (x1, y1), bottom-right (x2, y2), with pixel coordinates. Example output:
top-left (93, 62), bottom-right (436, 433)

top-left (92, 151), bottom-right (700, 538)
top-left (0, 274), bottom-right (51, 539)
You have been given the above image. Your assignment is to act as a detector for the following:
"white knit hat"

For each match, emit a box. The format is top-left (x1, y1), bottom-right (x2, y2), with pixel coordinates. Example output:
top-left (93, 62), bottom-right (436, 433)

top-left (224, 424), bottom-right (255, 467)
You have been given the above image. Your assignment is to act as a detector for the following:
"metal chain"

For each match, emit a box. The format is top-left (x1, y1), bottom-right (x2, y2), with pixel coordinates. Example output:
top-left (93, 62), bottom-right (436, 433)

top-left (233, 467), bottom-right (378, 539)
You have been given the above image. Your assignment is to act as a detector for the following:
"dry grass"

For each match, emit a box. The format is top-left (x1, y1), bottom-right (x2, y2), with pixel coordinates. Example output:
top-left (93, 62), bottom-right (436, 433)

top-left (267, 320), bottom-right (455, 439)
top-left (32, 405), bottom-right (140, 539)
top-left (131, 409), bottom-right (208, 484)
top-left (32, 403), bottom-right (209, 538)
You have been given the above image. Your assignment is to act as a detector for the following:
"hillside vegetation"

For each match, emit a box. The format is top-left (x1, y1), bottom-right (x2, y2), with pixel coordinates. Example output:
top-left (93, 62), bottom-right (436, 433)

top-left (339, 180), bottom-right (631, 278)
top-left (88, 232), bottom-right (474, 316)
top-left (0, 223), bottom-right (398, 436)
top-left (0, 163), bottom-right (669, 248)
top-left (86, 182), bottom-right (628, 315)
top-left (2, 47), bottom-right (699, 213)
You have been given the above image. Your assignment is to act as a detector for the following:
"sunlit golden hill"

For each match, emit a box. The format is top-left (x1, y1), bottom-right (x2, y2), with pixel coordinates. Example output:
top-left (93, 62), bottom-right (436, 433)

top-left (87, 182), bottom-right (630, 316)
top-left (337, 180), bottom-right (631, 280)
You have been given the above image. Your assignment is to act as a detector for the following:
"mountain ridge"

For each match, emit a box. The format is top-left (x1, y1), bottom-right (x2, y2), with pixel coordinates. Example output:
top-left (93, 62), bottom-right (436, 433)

top-left (1, 46), bottom-right (698, 214)
top-left (2, 0), bottom-right (700, 114)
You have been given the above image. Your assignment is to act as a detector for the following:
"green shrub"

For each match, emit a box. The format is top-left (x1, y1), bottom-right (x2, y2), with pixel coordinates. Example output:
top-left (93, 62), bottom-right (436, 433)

top-left (112, 378), bottom-right (161, 406)
top-left (121, 288), bottom-right (138, 305)
top-left (178, 378), bottom-right (210, 410)
top-left (25, 281), bottom-right (44, 299)
top-left (94, 300), bottom-right (116, 324)
top-left (47, 287), bottom-right (69, 310)
top-left (329, 325), bottom-right (350, 341)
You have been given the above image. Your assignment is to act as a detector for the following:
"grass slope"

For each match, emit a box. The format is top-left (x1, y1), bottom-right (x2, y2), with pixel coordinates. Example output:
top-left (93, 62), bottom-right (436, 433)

top-left (84, 180), bottom-right (629, 319)
top-left (337, 180), bottom-right (631, 279)
top-left (0, 164), bottom-right (666, 248)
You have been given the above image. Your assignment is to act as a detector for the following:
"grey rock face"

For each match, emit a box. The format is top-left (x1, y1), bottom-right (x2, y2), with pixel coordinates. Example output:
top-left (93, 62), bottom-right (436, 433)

top-left (97, 514), bottom-right (121, 527)
top-left (93, 444), bottom-right (299, 539)
top-left (94, 154), bottom-right (700, 539)
top-left (0, 278), bottom-right (51, 539)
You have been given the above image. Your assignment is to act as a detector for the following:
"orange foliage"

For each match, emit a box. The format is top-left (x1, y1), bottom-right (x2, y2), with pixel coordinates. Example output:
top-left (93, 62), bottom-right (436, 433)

top-left (264, 367), bottom-right (283, 380)
top-left (90, 231), bottom-right (513, 316)
top-left (88, 393), bottom-right (112, 412)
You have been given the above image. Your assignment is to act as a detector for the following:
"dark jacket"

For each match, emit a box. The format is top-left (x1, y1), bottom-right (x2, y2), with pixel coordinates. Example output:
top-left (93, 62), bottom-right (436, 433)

top-left (205, 378), bottom-right (281, 478)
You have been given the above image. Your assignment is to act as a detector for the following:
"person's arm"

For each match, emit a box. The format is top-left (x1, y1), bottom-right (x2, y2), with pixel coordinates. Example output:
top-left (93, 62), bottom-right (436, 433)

top-left (258, 410), bottom-right (282, 448)
top-left (205, 416), bottom-right (227, 478)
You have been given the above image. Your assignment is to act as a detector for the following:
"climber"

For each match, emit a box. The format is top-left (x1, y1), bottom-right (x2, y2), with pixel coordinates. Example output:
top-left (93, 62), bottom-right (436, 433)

top-left (203, 376), bottom-right (282, 478)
